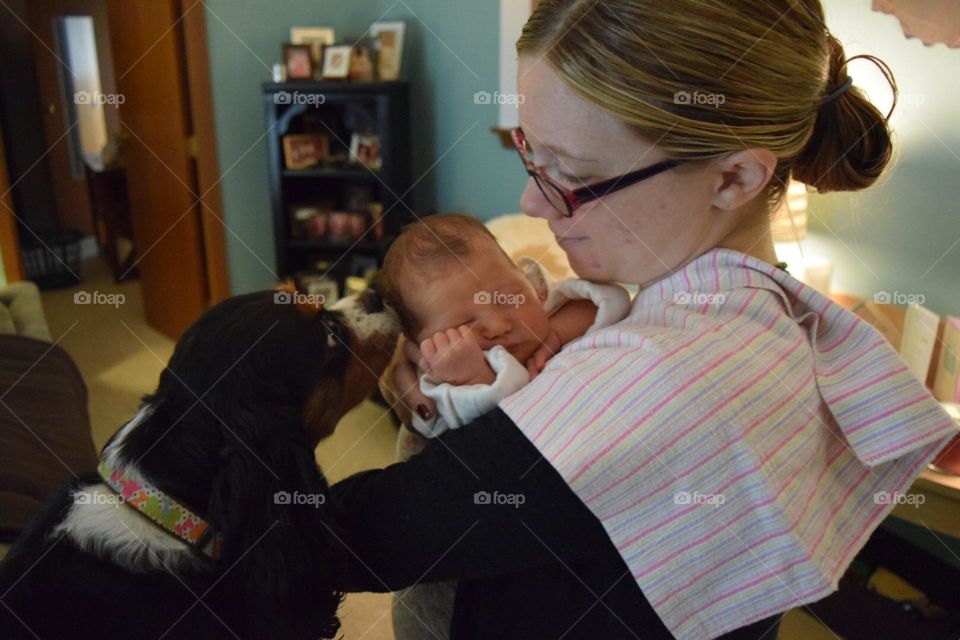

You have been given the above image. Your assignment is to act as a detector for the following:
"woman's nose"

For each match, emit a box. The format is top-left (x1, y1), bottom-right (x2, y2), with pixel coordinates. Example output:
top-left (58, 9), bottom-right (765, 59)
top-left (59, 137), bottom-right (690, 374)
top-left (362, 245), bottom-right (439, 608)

top-left (520, 177), bottom-right (563, 220)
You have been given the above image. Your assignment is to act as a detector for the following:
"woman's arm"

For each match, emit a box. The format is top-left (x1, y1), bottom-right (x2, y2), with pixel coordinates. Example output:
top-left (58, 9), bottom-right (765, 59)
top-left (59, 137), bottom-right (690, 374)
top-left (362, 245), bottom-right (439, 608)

top-left (326, 408), bottom-right (615, 592)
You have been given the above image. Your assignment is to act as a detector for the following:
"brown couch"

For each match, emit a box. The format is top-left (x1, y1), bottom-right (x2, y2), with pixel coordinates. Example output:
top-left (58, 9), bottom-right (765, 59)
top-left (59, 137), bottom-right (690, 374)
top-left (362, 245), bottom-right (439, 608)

top-left (0, 283), bottom-right (96, 545)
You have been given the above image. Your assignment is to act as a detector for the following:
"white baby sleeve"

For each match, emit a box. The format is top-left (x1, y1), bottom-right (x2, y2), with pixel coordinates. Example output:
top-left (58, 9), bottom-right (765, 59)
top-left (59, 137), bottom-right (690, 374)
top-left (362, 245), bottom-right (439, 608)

top-left (413, 345), bottom-right (530, 437)
top-left (543, 279), bottom-right (632, 333)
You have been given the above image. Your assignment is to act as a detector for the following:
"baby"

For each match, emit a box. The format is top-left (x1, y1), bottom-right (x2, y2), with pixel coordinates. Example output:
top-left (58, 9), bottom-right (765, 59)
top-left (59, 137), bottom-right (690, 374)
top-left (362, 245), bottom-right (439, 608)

top-left (379, 213), bottom-right (630, 445)
top-left (378, 213), bottom-right (631, 640)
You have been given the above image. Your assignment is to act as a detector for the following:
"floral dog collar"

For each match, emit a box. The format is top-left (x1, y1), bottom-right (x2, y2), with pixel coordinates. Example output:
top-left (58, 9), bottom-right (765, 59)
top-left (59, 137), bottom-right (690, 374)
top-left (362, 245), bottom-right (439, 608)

top-left (97, 459), bottom-right (224, 561)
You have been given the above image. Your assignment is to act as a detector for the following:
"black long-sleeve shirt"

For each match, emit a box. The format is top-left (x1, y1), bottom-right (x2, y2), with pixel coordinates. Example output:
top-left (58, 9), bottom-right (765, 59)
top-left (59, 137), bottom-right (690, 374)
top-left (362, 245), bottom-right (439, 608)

top-left (328, 408), bottom-right (782, 639)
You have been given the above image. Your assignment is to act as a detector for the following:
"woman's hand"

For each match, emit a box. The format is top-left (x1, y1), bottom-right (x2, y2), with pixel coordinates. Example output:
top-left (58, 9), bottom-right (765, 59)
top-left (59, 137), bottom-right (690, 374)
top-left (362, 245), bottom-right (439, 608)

top-left (379, 335), bottom-right (437, 427)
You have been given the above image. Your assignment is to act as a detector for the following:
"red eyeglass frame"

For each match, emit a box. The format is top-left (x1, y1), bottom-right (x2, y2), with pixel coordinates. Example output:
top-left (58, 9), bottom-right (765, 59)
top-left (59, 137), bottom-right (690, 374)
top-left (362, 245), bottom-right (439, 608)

top-left (511, 127), bottom-right (683, 217)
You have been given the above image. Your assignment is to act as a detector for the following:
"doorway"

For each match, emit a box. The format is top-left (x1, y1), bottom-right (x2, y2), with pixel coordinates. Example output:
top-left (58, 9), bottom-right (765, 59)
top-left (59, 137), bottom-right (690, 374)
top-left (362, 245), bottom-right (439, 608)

top-left (0, 0), bottom-right (229, 339)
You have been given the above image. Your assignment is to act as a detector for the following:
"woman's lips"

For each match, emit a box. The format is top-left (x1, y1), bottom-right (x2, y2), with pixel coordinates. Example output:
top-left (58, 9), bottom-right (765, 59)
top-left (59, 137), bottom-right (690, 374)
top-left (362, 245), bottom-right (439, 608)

top-left (556, 235), bottom-right (587, 247)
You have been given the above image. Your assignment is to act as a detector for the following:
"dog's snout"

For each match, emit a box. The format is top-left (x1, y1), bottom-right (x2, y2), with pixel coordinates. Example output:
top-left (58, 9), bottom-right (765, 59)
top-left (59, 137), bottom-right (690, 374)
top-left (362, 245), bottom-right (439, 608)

top-left (331, 284), bottom-right (401, 343)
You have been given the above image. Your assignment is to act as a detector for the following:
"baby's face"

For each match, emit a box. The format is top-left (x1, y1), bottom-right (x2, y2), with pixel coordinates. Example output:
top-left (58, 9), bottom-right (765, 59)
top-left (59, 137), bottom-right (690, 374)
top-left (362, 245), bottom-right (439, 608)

top-left (406, 246), bottom-right (551, 365)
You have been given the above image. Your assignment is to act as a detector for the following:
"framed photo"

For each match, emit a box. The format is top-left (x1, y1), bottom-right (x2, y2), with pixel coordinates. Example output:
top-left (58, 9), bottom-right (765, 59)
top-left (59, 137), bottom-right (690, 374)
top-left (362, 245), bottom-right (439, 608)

top-left (298, 272), bottom-right (339, 305)
top-left (349, 39), bottom-right (377, 82)
top-left (349, 133), bottom-right (381, 170)
top-left (282, 133), bottom-right (329, 170)
top-left (290, 27), bottom-right (335, 66)
top-left (370, 20), bottom-right (406, 81)
top-left (283, 44), bottom-right (314, 80)
top-left (321, 45), bottom-right (352, 80)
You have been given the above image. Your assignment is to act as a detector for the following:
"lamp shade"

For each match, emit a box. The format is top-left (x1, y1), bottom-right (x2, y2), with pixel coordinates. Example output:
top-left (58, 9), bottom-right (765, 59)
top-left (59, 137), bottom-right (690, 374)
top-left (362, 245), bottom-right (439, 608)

top-left (771, 181), bottom-right (808, 244)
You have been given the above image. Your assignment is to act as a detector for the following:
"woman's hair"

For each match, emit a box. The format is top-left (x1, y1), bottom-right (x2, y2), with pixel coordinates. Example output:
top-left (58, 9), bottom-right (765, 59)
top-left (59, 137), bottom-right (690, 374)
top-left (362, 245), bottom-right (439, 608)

top-left (517, 0), bottom-right (898, 202)
top-left (379, 213), bottom-right (509, 339)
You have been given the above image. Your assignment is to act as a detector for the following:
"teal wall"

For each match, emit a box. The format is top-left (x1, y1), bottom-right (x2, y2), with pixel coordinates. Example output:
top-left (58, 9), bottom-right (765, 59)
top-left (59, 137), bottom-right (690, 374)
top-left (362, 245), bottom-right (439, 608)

top-left (204, 0), bottom-right (526, 293)
top-left (206, 1), bottom-right (959, 320)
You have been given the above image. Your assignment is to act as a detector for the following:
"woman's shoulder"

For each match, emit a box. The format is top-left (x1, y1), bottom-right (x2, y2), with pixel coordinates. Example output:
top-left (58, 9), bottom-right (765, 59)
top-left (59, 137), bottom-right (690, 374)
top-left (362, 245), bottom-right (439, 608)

top-left (559, 280), bottom-right (802, 358)
top-left (499, 283), bottom-right (813, 431)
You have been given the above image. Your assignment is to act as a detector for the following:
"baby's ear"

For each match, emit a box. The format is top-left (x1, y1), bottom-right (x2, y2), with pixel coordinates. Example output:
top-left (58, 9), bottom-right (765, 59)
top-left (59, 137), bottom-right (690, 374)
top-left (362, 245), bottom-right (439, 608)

top-left (515, 256), bottom-right (553, 303)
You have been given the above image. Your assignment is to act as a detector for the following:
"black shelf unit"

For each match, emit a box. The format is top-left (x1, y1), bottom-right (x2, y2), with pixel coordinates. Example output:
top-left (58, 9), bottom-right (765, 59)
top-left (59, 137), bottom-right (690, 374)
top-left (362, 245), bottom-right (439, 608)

top-left (262, 80), bottom-right (412, 287)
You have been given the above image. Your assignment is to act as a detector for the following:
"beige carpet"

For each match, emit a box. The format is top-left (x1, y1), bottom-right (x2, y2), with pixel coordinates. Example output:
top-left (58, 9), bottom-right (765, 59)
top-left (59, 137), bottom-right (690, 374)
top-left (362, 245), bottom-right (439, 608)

top-left (28, 256), bottom-right (839, 640)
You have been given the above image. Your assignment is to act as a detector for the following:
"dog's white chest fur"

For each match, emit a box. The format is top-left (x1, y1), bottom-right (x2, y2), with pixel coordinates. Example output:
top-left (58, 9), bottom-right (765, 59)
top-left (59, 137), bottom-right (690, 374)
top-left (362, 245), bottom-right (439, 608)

top-left (52, 482), bottom-right (197, 572)
top-left (51, 404), bottom-right (200, 573)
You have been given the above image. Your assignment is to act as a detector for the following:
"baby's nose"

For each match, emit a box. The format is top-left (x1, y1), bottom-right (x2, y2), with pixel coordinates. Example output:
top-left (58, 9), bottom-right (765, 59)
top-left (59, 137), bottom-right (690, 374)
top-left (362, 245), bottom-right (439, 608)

top-left (479, 316), bottom-right (511, 340)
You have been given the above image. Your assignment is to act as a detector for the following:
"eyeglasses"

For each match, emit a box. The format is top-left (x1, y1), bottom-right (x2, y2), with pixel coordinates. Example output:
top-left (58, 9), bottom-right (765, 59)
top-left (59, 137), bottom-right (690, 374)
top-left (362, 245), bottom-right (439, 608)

top-left (511, 127), bottom-right (682, 218)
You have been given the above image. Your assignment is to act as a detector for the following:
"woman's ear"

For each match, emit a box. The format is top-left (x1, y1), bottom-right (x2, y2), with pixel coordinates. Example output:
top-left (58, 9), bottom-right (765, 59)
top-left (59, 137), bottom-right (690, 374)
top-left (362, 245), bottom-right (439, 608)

top-left (710, 149), bottom-right (778, 211)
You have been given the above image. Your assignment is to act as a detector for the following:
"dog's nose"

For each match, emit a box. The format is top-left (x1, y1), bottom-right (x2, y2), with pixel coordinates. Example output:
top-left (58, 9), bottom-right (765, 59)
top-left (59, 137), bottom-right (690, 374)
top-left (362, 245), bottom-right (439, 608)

top-left (361, 286), bottom-right (385, 314)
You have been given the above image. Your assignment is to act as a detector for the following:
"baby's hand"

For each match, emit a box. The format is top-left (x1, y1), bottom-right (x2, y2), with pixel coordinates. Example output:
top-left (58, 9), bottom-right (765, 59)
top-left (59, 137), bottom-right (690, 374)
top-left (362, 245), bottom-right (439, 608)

top-left (419, 326), bottom-right (496, 386)
top-left (525, 328), bottom-right (563, 379)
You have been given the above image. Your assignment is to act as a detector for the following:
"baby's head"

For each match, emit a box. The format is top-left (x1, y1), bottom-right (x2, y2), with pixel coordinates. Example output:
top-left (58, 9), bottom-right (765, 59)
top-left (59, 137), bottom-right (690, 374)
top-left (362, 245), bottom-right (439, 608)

top-left (380, 213), bottom-right (551, 364)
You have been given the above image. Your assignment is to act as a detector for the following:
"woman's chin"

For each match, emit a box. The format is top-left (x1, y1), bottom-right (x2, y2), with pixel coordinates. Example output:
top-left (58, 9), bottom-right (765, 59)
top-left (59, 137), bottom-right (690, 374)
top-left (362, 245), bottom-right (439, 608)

top-left (565, 249), bottom-right (608, 281)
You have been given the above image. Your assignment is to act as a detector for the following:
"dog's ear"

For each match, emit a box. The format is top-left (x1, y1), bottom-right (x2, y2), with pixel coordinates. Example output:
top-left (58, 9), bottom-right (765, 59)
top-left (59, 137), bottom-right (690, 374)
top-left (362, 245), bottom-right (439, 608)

top-left (275, 279), bottom-right (297, 293)
top-left (205, 406), bottom-right (341, 638)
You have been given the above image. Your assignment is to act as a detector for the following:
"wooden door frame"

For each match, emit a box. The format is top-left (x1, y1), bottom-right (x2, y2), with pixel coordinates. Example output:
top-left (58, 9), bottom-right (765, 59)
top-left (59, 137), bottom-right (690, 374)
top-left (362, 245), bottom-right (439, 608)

top-left (26, 0), bottom-right (119, 237)
top-left (181, 5), bottom-right (229, 303)
top-left (7, 1), bottom-right (227, 299)
top-left (0, 124), bottom-right (25, 282)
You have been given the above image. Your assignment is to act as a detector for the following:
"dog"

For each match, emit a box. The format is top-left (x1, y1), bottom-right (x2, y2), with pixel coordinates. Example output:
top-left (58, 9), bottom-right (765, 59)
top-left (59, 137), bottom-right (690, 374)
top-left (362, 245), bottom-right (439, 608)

top-left (0, 285), bottom-right (400, 639)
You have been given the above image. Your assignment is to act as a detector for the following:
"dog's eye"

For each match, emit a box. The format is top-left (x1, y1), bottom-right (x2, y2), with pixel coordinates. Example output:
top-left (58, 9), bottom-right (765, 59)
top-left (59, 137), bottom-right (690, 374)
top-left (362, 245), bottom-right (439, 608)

top-left (321, 322), bottom-right (342, 349)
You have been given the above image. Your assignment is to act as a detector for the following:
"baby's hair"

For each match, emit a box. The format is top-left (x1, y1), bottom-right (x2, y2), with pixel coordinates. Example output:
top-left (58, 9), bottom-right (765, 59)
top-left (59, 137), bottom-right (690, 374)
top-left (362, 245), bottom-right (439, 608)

top-left (379, 213), bottom-right (510, 339)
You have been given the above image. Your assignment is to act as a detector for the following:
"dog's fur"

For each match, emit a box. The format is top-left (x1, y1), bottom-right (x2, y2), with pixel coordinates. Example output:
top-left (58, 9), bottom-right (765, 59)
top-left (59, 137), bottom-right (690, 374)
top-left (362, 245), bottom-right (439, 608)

top-left (0, 287), bottom-right (399, 639)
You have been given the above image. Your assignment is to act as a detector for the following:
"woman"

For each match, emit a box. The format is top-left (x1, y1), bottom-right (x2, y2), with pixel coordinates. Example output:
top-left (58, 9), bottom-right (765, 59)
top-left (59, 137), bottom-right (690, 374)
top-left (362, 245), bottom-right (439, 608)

top-left (327, 1), bottom-right (957, 638)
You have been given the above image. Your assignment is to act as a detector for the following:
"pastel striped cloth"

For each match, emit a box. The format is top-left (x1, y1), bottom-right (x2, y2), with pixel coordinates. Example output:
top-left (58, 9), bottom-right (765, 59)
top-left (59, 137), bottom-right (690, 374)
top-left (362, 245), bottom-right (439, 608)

top-left (500, 248), bottom-right (957, 640)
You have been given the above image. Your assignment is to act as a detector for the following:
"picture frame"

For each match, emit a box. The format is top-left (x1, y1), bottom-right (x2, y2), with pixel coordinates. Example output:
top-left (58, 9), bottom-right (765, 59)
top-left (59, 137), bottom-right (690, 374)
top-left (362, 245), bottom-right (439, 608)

top-left (321, 44), bottom-right (352, 80)
top-left (348, 38), bottom-right (377, 82)
top-left (370, 20), bottom-right (406, 81)
top-left (282, 133), bottom-right (330, 170)
top-left (282, 43), bottom-right (314, 80)
top-left (298, 272), bottom-right (339, 305)
top-left (349, 133), bottom-right (381, 170)
top-left (290, 27), bottom-right (336, 67)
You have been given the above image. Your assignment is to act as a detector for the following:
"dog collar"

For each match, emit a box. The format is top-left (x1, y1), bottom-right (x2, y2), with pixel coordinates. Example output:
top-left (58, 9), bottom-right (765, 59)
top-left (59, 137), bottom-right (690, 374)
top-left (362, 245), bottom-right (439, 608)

top-left (97, 459), bottom-right (224, 561)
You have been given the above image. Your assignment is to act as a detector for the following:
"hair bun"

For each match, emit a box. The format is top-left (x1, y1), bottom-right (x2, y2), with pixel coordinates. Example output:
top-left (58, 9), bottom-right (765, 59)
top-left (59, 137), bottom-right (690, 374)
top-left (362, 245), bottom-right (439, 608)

top-left (792, 35), bottom-right (898, 193)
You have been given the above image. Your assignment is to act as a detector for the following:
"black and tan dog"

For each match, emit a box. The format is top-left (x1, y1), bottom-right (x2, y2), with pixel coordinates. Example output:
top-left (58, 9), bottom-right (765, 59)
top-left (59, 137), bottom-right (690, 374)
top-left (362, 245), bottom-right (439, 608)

top-left (0, 285), bottom-right (399, 639)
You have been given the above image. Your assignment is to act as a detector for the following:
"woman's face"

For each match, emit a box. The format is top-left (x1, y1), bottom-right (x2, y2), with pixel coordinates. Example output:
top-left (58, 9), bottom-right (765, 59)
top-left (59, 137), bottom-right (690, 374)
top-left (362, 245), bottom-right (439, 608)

top-left (516, 57), bottom-right (729, 287)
